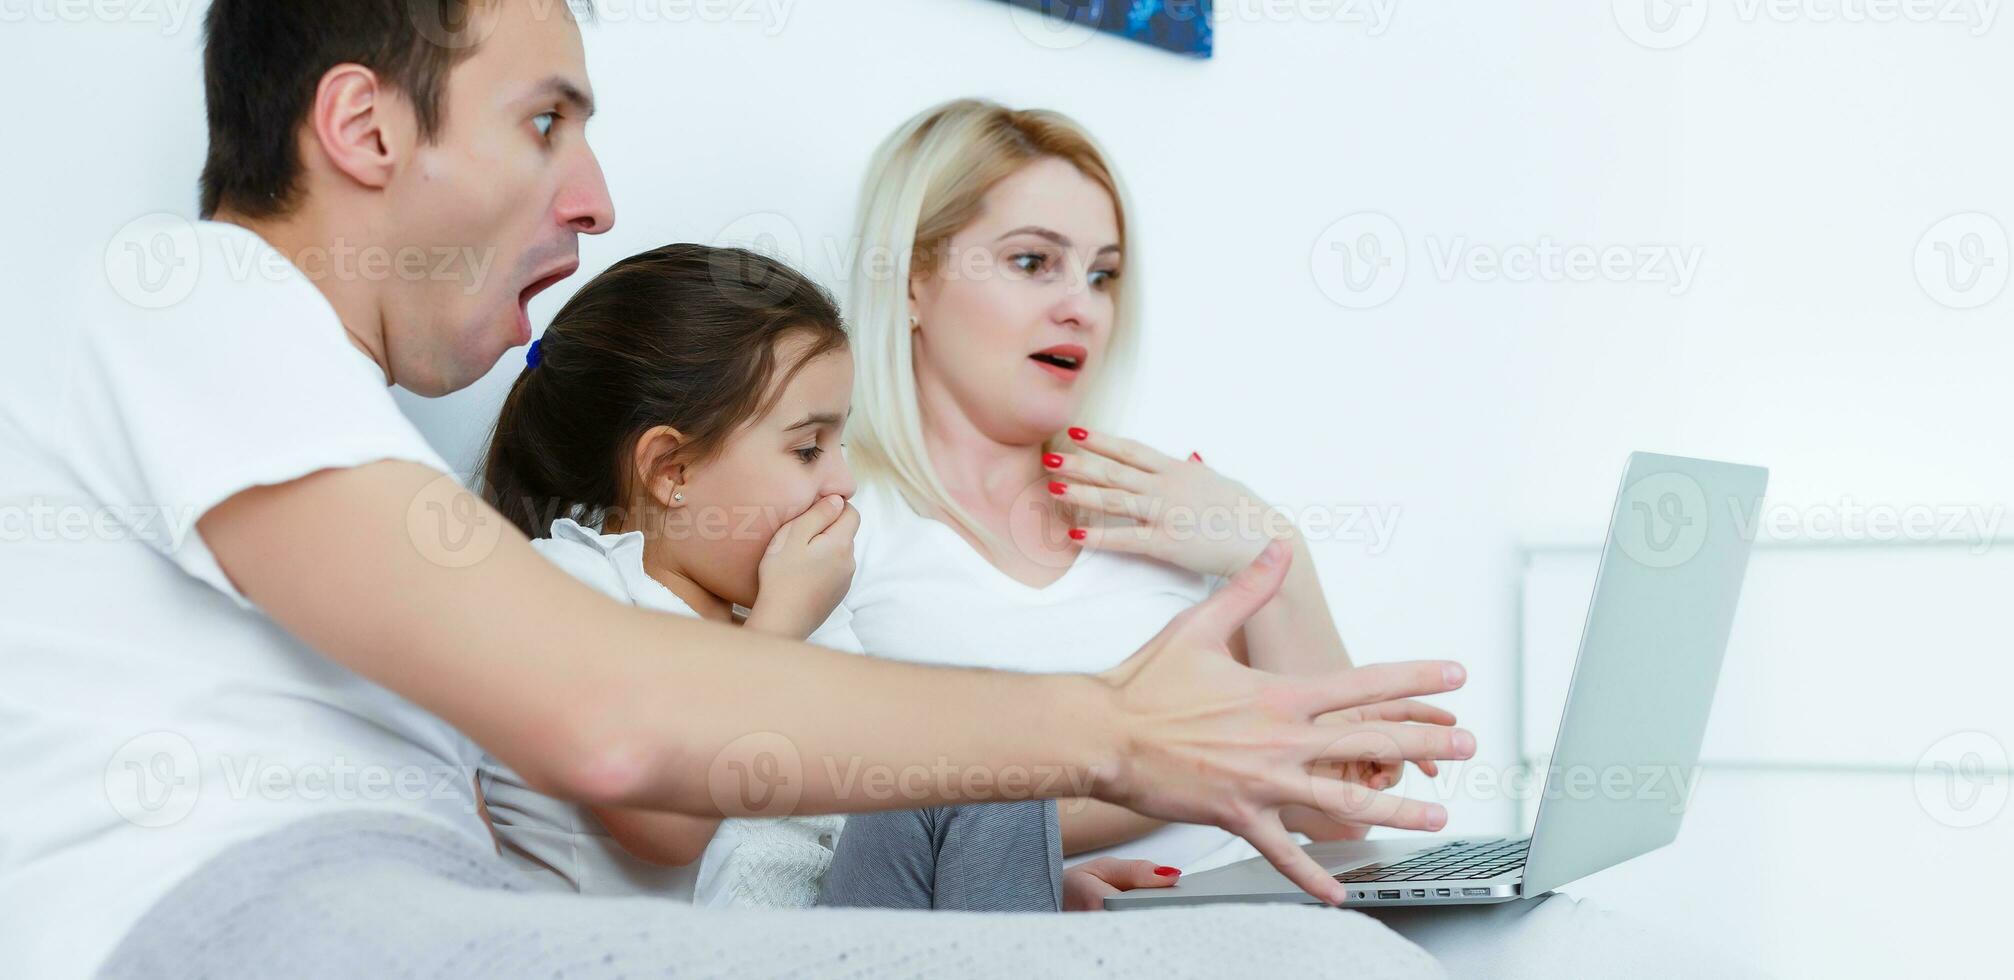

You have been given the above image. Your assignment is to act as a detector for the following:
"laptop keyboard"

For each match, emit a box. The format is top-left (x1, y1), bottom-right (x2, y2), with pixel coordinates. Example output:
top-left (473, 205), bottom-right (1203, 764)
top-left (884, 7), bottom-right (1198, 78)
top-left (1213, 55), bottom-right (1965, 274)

top-left (1334, 838), bottom-right (1530, 883)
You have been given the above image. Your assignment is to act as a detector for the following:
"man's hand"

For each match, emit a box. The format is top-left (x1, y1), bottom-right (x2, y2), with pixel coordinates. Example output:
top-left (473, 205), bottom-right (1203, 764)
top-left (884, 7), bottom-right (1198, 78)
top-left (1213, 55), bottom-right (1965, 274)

top-left (1094, 539), bottom-right (1473, 906)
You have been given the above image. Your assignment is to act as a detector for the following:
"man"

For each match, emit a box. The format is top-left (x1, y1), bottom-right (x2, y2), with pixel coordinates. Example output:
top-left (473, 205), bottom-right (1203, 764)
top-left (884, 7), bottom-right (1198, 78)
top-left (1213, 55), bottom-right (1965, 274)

top-left (0, 2), bottom-right (1467, 975)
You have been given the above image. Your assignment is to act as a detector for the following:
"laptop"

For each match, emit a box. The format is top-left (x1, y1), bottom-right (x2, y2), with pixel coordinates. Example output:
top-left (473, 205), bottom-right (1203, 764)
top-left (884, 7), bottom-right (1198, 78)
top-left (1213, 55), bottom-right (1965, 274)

top-left (1108, 451), bottom-right (1768, 910)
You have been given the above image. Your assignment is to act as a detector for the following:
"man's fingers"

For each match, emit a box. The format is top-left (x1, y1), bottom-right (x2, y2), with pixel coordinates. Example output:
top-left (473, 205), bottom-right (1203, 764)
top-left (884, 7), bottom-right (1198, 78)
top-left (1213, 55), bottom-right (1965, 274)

top-left (1349, 698), bottom-right (1458, 727)
top-left (1317, 699), bottom-right (1458, 729)
top-left (1235, 814), bottom-right (1347, 906)
top-left (1309, 779), bottom-right (1450, 834)
top-left (1181, 538), bottom-right (1293, 642)
top-left (1309, 721), bottom-right (1476, 765)
top-left (1297, 661), bottom-right (1467, 718)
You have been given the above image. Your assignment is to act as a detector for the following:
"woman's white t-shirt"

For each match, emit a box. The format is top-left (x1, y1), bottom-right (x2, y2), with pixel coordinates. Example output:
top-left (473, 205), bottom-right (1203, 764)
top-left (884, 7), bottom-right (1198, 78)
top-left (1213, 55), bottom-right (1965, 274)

top-left (476, 518), bottom-right (859, 908)
top-left (0, 219), bottom-right (487, 980)
top-left (840, 480), bottom-right (1258, 873)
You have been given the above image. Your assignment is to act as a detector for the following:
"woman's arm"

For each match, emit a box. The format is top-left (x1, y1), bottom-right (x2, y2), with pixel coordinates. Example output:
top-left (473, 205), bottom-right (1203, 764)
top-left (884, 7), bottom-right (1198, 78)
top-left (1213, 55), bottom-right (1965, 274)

top-left (200, 460), bottom-right (1472, 904)
top-left (1235, 529), bottom-right (1352, 675)
top-left (1058, 799), bottom-right (1165, 856)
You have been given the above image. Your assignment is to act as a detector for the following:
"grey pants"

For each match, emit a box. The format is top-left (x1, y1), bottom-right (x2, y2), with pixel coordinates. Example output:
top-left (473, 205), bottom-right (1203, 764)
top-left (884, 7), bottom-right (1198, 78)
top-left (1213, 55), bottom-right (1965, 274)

top-left (820, 800), bottom-right (1065, 911)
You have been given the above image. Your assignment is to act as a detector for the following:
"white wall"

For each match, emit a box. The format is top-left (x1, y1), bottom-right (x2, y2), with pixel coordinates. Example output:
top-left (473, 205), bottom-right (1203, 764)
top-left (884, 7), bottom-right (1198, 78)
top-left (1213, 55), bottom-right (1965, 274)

top-left (5, 2), bottom-right (2009, 974)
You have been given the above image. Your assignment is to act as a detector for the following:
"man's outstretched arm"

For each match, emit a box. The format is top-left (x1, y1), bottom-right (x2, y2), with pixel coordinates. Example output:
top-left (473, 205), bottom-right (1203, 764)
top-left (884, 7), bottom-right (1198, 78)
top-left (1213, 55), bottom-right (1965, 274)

top-left (201, 460), bottom-right (1472, 904)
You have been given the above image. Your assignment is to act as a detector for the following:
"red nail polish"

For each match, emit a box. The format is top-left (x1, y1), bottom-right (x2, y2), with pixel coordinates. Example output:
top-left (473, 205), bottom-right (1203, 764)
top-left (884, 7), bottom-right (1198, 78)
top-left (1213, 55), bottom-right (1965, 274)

top-left (1043, 453), bottom-right (1064, 468)
top-left (1155, 866), bottom-right (1180, 877)
top-left (1068, 427), bottom-right (1089, 441)
top-left (1048, 481), bottom-right (1068, 496)
top-left (1068, 528), bottom-right (1087, 541)
top-left (1189, 452), bottom-right (1204, 463)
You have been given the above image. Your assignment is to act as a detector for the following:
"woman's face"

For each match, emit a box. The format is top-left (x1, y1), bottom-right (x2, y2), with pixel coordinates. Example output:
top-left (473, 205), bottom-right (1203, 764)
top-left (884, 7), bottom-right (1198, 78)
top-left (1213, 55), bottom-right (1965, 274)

top-left (909, 157), bottom-right (1122, 446)
top-left (672, 339), bottom-right (855, 607)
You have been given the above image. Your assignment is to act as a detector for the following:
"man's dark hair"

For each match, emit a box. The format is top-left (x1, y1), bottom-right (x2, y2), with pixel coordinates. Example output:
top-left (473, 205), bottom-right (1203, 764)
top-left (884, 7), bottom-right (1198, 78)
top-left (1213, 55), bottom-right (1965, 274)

top-left (198, 1), bottom-right (588, 220)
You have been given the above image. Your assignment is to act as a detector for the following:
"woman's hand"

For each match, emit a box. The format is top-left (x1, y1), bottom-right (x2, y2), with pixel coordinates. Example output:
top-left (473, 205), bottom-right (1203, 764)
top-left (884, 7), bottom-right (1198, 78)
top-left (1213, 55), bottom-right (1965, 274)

top-left (1044, 427), bottom-right (1280, 578)
top-left (1093, 539), bottom-right (1476, 905)
top-left (1061, 858), bottom-right (1182, 912)
top-left (745, 494), bottom-right (859, 640)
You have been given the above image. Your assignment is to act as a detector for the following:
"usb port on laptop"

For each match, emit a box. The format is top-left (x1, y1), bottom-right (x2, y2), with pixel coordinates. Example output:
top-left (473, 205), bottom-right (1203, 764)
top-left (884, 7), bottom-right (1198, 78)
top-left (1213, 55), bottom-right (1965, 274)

top-left (1377, 890), bottom-right (1401, 900)
top-left (1435, 889), bottom-right (1453, 897)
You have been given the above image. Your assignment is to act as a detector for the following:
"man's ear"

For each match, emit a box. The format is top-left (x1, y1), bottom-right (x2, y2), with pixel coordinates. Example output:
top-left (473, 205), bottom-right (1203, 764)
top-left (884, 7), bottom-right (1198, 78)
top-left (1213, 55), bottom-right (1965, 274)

top-left (306, 63), bottom-right (412, 194)
top-left (631, 425), bottom-right (689, 509)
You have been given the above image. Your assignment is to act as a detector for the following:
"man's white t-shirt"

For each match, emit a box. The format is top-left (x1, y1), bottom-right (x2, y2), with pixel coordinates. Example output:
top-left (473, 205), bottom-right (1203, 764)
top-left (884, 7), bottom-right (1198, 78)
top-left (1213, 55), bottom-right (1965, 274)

top-left (840, 479), bottom-right (1259, 873)
top-left (0, 219), bottom-right (491, 979)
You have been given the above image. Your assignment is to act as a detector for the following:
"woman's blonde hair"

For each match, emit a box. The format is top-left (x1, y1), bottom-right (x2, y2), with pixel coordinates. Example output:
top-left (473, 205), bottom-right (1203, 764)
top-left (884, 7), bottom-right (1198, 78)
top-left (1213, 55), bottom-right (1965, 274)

top-left (844, 98), bottom-right (1142, 547)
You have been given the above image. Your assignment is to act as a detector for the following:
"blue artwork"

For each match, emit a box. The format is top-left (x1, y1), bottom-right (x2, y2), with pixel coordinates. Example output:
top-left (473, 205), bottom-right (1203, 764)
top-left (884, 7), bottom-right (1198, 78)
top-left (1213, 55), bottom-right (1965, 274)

top-left (995, 0), bottom-right (1214, 57)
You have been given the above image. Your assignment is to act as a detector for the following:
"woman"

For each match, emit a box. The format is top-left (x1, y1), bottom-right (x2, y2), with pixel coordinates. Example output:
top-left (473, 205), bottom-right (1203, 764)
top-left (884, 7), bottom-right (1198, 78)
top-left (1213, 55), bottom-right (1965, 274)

top-left (838, 99), bottom-right (1449, 875)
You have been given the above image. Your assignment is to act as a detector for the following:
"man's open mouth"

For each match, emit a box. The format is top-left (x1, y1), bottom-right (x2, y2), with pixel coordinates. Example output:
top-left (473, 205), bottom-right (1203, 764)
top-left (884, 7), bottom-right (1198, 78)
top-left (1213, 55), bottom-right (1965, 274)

top-left (519, 262), bottom-right (579, 310)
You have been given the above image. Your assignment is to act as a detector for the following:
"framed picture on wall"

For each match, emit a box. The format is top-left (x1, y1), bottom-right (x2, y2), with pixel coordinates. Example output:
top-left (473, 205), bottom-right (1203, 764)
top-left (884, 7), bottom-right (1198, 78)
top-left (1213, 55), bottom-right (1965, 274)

top-left (991, 0), bottom-right (1214, 57)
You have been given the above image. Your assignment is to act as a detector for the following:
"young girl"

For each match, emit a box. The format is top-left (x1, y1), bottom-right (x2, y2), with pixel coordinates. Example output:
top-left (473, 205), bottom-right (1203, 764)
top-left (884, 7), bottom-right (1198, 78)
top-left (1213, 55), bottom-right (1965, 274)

top-left (473, 243), bottom-right (1178, 912)
top-left (476, 243), bottom-right (861, 909)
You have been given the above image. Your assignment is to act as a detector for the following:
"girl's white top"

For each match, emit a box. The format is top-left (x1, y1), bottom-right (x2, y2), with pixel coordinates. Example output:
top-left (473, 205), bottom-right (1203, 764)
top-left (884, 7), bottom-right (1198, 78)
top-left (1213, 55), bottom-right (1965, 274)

top-left (476, 517), bottom-right (859, 908)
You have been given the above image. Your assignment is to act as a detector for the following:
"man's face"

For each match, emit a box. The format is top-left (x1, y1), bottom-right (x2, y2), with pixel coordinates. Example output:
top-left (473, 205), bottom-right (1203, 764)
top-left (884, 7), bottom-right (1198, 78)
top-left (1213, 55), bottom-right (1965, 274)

top-left (381, 0), bottom-right (614, 395)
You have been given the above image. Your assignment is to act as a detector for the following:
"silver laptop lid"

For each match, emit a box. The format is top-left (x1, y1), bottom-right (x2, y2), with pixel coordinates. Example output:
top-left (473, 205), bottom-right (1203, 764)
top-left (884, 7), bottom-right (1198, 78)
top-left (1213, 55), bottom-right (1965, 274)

top-left (1521, 452), bottom-right (1768, 896)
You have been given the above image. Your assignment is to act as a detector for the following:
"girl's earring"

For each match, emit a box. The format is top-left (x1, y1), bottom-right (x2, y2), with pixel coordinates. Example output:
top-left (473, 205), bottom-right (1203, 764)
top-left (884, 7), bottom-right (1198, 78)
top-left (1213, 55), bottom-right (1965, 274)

top-left (671, 487), bottom-right (685, 504)
top-left (908, 313), bottom-right (920, 331)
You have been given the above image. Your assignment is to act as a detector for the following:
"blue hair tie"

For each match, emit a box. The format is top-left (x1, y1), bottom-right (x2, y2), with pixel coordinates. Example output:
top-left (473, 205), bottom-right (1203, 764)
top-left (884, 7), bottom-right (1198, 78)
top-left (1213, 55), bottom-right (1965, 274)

top-left (526, 337), bottom-right (544, 370)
